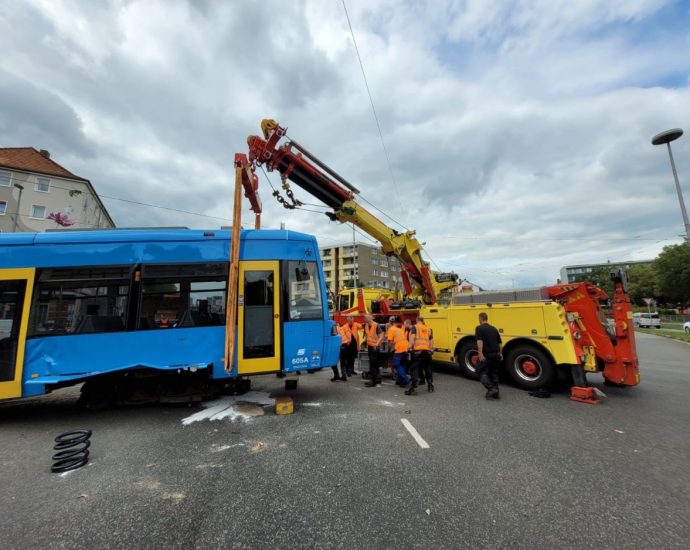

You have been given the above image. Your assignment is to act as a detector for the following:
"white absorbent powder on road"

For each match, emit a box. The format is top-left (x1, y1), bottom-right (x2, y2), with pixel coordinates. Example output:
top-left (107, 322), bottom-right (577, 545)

top-left (181, 391), bottom-right (274, 425)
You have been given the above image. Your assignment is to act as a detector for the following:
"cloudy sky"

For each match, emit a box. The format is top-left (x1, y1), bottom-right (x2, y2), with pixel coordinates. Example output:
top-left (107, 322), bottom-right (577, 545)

top-left (1, 0), bottom-right (689, 288)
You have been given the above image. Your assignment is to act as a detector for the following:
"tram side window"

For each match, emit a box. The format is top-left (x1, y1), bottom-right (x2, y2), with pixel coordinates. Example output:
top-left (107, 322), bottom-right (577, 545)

top-left (138, 263), bottom-right (227, 330)
top-left (30, 266), bottom-right (130, 336)
top-left (287, 261), bottom-right (323, 321)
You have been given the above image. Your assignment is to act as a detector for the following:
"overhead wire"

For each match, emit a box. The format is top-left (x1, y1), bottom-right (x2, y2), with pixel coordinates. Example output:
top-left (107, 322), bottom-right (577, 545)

top-left (25, 180), bottom-right (234, 223)
top-left (341, 0), bottom-right (405, 221)
top-left (357, 194), bottom-right (409, 231)
top-left (1, 211), bottom-right (105, 228)
top-left (26, 179), bottom-right (683, 247)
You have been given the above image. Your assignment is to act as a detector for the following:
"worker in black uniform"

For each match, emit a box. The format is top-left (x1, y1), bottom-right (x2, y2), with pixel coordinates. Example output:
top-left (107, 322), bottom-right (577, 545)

top-left (405, 315), bottom-right (434, 395)
top-left (475, 312), bottom-right (502, 399)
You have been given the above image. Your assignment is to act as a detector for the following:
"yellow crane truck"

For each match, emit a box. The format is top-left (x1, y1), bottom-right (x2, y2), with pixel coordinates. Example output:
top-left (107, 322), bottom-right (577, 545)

top-left (246, 119), bottom-right (640, 398)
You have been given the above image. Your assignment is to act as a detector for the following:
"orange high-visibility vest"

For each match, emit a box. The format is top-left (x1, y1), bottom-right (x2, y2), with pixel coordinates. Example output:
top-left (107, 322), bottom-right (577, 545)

top-left (412, 323), bottom-right (432, 351)
top-left (348, 322), bottom-right (362, 349)
top-left (338, 324), bottom-right (352, 346)
top-left (389, 325), bottom-right (408, 354)
top-left (366, 322), bottom-right (383, 348)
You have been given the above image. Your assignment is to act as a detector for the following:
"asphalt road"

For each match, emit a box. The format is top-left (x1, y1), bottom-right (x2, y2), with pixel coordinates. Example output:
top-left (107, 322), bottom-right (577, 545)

top-left (1, 332), bottom-right (688, 549)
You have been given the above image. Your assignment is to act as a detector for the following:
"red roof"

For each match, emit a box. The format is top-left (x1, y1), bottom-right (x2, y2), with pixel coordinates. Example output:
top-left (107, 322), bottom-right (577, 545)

top-left (0, 147), bottom-right (88, 182)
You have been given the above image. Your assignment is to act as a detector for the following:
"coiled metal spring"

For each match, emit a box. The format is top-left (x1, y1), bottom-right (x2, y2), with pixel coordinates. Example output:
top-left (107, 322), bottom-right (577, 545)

top-left (52, 430), bottom-right (91, 473)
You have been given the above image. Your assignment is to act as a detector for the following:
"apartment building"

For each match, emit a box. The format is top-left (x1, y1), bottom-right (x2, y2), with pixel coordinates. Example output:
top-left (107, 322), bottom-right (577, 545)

top-left (319, 242), bottom-right (403, 294)
top-left (0, 148), bottom-right (115, 232)
top-left (559, 260), bottom-right (653, 283)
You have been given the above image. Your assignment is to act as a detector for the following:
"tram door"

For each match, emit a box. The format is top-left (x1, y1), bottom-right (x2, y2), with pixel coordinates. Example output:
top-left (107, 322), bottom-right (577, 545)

top-left (0, 269), bottom-right (34, 400)
top-left (237, 261), bottom-right (281, 375)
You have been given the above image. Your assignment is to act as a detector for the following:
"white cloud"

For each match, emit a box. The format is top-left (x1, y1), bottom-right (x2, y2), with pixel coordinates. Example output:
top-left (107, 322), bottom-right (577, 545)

top-left (1, 0), bottom-right (689, 289)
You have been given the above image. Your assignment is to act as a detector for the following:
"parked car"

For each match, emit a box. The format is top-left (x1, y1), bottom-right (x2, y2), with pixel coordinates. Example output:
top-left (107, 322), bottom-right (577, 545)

top-left (684, 321), bottom-right (690, 333)
top-left (633, 312), bottom-right (661, 328)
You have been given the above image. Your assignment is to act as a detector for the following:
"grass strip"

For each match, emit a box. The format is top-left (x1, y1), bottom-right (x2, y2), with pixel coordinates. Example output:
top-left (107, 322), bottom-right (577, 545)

top-left (636, 328), bottom-right (690, 343)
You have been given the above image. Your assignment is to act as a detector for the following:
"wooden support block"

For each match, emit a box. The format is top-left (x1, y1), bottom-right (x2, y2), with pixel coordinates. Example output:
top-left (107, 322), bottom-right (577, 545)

top-left (275, 396), bottom-right (294, 415)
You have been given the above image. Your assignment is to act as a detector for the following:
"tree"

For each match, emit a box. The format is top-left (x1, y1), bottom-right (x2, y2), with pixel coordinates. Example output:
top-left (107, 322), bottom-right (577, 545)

top-left (626, 264), bottom-right (660, 305)
top-left (654, 244), bottom-right (690, 305)
top-left (572, 266), bottom-right (614, 297)
top-left (343, 279), bottom-right (364, 289)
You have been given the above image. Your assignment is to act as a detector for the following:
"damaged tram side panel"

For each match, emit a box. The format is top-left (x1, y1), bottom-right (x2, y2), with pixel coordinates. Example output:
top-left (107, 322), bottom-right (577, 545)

top-left (0, 229), bottom-right (340, 406)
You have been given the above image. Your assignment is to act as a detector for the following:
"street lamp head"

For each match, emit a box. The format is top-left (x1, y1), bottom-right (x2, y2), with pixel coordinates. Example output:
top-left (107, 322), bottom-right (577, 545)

top-left (652, 128), bottom-right (683, 146)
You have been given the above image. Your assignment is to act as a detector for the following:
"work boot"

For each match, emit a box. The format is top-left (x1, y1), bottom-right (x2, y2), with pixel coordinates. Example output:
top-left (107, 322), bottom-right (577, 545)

top-left (485, 388), bottom-right (499, 399)
top-left (365, 381), bottom-right (380, 387)
top-left (404, 387), bottom-right (418, 396)
top-left (331, 376), bottom-right (340, 382)
top-left (340, 376), bottom-right (348, 382)
top-left (427, 383), bottom-right (434, 393)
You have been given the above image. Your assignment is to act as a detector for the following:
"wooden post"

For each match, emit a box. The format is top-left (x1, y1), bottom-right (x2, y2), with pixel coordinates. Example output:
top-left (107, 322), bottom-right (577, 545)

top-left (224, 165), bottom-right (244, 372)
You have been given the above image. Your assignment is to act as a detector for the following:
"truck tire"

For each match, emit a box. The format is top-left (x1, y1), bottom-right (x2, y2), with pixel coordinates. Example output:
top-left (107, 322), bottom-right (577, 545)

top-left (456, 341), bottom-right (479, 380)
top-left (505, 345), bottom-right (554, 390)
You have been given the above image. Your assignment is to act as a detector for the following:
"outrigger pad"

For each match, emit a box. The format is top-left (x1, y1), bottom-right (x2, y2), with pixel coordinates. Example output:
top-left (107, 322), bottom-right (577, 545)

top-left (570, 386), bottom-right (601, 405)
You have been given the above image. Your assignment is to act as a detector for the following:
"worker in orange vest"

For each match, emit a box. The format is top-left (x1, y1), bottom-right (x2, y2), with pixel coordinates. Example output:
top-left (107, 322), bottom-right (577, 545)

top-left (344, 315), bottom-right (362, 377)
top-left (403, 318), bottom-right (413, 376)
top-left (363, 314), bottom-right (384, 387)
top-left (405, 315), bottom-right (434, 395)
top-left (387, 316), bottom-right (410, 386)
top-left (332, 322), bottom-right (353, 382)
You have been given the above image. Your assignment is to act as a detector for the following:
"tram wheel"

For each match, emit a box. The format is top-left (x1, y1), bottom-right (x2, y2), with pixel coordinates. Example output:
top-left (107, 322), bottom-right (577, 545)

top-left (79, 379), bottom-right (116, 410)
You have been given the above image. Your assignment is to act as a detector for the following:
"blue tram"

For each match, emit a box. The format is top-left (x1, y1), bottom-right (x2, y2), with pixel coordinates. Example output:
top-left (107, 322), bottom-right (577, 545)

top-left (0, 228), bottom-right (340, 405)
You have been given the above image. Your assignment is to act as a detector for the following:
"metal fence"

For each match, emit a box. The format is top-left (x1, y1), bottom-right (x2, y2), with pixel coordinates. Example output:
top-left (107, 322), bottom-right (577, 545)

top-left (659, 314), bottom-right (690, 324)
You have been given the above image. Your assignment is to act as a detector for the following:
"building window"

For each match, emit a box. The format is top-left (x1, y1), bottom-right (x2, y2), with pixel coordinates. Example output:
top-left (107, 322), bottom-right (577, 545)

top-left (380, 271), bottom-right (388, 277)
top-left (35, 177), bottom-right (50, 193)
top-left (31, 205), bottom-right (46, 219)
top-left (0, 201), bottom-right (6, 215)
top-left (0, 171), bottom-right (11, 187)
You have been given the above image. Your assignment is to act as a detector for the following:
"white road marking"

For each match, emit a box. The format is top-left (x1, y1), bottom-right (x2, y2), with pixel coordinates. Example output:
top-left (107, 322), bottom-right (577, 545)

top-left (400, 418), bottom-right (430, 449)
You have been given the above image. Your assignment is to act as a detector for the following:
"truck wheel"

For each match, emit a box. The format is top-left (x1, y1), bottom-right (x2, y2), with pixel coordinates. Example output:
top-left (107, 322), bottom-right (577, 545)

top-left (505, 346), bottom-right (554, 389)
top-left (456, 342), bottom-right (479, 380)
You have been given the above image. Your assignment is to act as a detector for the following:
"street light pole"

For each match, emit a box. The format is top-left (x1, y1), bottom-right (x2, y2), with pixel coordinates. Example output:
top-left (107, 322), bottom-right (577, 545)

top-left (652, 128), bottom-right (690, 251)
top-left (12, 183), bottom-right (24, 232)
